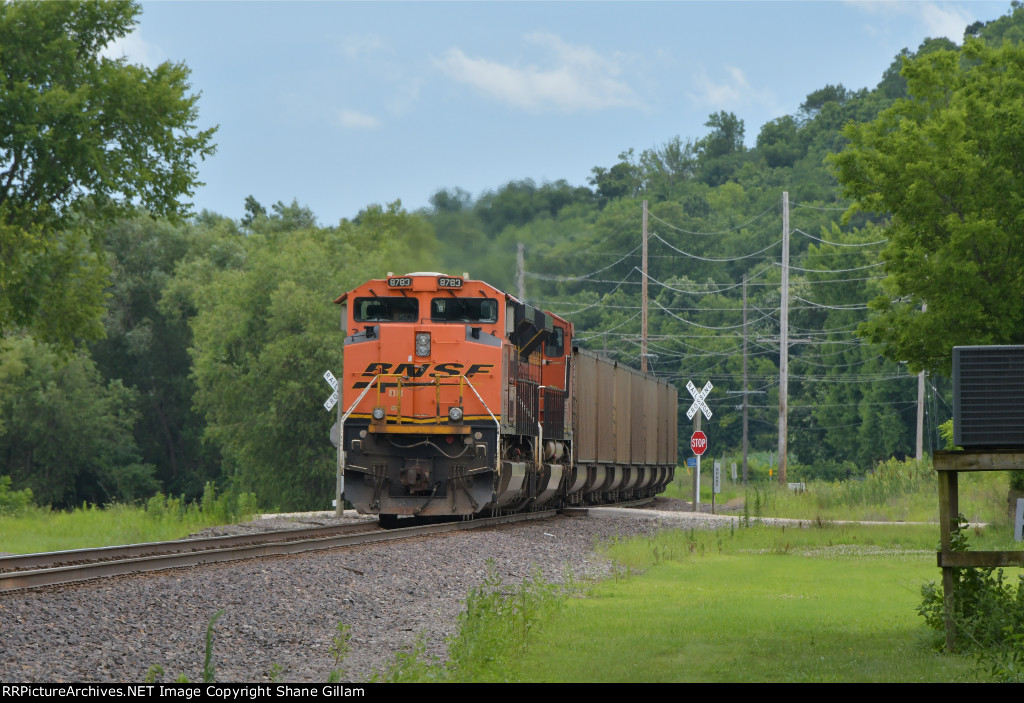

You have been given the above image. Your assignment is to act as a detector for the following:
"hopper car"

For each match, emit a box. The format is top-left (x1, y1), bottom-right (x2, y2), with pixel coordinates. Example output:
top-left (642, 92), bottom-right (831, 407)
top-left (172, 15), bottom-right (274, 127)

top-left (333, 272), bottom-right (678, 520)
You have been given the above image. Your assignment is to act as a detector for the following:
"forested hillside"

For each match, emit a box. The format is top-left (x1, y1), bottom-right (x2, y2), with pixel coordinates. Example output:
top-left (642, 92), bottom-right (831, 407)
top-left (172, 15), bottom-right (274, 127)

top-left (4, 1), bottom-right (1024, 510)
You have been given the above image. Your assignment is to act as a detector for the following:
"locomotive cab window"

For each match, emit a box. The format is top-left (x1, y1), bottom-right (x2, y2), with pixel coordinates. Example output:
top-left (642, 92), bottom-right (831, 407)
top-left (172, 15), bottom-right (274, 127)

top-left (430, 297), bottom-right (498, 323)
top-left (545, 326), bottom-right (564, 357)
top-left (353, 297), bottom-right (419, 322)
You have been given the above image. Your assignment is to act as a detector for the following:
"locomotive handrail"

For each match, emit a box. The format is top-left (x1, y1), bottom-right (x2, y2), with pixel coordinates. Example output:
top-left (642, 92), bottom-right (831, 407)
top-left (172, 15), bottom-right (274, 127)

top-left (370, 372), bottom-right (469, 424)
top-left (461, 375), bottom-right (502, 477)
top-left (337, 373), bottom-right (382, 515)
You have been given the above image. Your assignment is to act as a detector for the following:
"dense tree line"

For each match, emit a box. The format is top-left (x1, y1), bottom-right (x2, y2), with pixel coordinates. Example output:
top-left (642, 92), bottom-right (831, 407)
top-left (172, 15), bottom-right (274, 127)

top-left (4, 1), bottom-right (1024, 510)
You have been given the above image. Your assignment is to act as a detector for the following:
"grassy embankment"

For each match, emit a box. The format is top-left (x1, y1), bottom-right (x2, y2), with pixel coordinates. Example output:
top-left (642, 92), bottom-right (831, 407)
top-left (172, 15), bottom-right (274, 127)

top-left (363, 458), bottom-right (1022, 682)
top-left (368, 520), bottom-right (1020, 683)
top-left (0, 483), bottom-right (258, 555)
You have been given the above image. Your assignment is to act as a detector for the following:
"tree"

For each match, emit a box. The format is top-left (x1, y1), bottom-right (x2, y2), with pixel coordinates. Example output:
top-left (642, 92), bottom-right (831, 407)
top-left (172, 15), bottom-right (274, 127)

top-left (182, 203), bottom-right (440, 510)
top-left (831, 40), bottom-right (1024, 375)
top-left (90, 214), bottom-right (221, 499)
top-left (698, 111), bottom-right (745, 161)
top-left (0, 335), bottom-right (157, 507)
top-left (0, 1), bottom-right (216, 347)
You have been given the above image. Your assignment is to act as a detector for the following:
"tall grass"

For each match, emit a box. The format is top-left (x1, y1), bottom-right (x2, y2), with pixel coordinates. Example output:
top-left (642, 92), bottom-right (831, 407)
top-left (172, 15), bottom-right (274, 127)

top-left (0, 482), bottom-right (258, 555)
top-left (665, 457), bottom-right (1011, 525)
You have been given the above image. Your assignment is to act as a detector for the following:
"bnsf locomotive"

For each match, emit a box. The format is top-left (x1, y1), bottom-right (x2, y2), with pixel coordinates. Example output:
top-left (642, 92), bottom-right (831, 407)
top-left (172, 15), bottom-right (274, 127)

top-left (334, 272), bottom-right (677, 520)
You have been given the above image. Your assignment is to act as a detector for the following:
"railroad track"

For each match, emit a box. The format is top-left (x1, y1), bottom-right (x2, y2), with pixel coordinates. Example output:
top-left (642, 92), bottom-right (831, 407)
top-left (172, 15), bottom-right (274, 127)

top-left (0, 510), bottom-right (559, 593)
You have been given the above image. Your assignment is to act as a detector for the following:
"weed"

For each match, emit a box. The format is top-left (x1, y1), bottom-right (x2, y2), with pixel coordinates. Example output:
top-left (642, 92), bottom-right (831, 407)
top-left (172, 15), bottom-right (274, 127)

top-left (325, 622), bottom-right (352, 682)
top-left (267, 664), bottom-right (285, 683)
top-left (203, 610), bottom-right (225, 683)
top-left (918, 518), bottom-right (1024, 656)
top-left (368, 631), bottom-right (441, 683)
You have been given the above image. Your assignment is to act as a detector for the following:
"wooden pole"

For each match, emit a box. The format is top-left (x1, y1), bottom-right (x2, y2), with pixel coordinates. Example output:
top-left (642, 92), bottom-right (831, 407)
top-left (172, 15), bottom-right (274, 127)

top-left (641, 199), bottom-right (649, 373)
top-left (917, 303), bottom-right (928, 461)
top-left (742, 273), bottom-right (749, 484)
top-left (778, 191), bottom-right (789, 484)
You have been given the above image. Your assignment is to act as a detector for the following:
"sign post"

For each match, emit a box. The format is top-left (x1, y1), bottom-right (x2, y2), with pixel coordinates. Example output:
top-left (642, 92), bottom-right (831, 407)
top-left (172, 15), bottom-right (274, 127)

top-left (712, 460), bottom-right (721, 514)
top-left (686, 380), bottom-right (713, 512)
top-left (324, 370), bottom-right (343, 516)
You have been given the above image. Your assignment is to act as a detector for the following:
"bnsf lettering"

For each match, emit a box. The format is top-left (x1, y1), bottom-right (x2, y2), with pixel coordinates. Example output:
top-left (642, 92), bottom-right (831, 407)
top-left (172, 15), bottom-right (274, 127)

top-left (356, 362), bottom-right (493, 386)
top-left (392, 363), bottom-right (429, 378)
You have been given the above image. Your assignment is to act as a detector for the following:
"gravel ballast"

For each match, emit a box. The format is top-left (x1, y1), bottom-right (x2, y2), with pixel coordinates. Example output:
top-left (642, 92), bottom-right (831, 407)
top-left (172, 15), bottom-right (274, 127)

top-left (0, 500), bottom-right (733, 683)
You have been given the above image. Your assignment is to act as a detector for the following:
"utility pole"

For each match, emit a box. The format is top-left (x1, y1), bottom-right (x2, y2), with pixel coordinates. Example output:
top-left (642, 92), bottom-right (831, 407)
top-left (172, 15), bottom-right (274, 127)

top-left (778, 191), bottom-right (789, 484)
top-left (742, 273), bottom-right (749, 484)
top-left (641, 199), bottom-right (649, 373)
top-left (917, 302), bottom-right (927, 460)
top-left (516, 242), bottom-right (526, 301)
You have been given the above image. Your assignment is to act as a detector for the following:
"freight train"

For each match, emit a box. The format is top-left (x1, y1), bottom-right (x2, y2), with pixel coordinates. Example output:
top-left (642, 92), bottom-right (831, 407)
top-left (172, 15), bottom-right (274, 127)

top-left (333, 272), bottom-right (678, 521)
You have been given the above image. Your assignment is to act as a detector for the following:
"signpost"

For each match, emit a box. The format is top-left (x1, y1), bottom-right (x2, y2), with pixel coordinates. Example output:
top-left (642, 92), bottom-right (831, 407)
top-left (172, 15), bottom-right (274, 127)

top-left (686, 380), bottom-right (713, 512)
top-left (712, 460), bottom-right (721, 514)
top-left (324, 370), bottom-right (343, 516)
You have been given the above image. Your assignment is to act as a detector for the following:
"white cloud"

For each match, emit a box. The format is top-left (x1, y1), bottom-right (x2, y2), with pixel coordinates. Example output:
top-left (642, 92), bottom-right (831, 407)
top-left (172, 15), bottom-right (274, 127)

top-left (916, 2), bottom-right (974, 41)
top-left (101, 29), bottom-right (161, 67)
top-left (689, 64), bottom-right (752, 107)
top-left (339, 34), bottom-right (387, 59)
top-left (435, 32), bottom-right (641, 113)
top-left (847, 1), bottom-right (974, 43)
top-left (337, 109), bottom-right (381, 129)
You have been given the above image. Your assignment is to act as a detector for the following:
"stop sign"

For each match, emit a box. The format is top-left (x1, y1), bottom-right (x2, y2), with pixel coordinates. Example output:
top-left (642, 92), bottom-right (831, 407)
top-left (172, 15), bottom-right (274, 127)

top-left (691, 431), bottom-right (708, 456)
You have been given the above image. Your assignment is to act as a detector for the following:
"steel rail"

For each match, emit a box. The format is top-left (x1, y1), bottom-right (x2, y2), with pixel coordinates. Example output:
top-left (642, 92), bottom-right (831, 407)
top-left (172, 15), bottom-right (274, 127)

top-left (0, 521), bottom-right (379, 574)
top-left (0, 510), bottom-right (558, 593)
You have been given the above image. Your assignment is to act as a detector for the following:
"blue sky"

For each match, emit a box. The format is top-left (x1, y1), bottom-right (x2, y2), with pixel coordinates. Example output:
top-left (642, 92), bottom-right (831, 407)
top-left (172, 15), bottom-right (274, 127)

top-left (109, 1), bottom-right (1011, 225)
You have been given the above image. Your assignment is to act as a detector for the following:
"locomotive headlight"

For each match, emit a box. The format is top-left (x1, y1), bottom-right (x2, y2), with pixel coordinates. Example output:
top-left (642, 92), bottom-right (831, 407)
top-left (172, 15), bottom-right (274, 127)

top-left (415, 332), bottom-right (431, 357)
top-left (448, 406), bottom-right (464, 422)
top-left (372, 407), bottom-right (386, 421)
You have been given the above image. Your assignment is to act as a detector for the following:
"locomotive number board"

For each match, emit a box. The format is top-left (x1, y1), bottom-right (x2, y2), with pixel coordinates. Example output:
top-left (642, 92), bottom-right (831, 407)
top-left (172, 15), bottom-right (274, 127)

top-left (437, 276), bottom-right (463, 288)
top-left (387, 277), bottom-right (412, 288)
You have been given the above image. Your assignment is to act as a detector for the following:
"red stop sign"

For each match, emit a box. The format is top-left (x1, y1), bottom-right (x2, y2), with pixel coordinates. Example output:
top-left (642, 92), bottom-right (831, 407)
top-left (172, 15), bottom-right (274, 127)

top-left (691, 431), bottom-right (708, 456)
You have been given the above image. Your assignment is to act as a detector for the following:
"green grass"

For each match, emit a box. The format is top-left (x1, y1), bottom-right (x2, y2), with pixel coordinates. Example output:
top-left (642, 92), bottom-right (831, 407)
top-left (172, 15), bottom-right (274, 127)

top-left (0, 485), bottom-right (258, 555)
top-left (507, 523), bottom-right (1017, 682)
top-left (665, 457), bottom-right (1013, 525)
top-left (366, 522), bottom-right (1017, 682)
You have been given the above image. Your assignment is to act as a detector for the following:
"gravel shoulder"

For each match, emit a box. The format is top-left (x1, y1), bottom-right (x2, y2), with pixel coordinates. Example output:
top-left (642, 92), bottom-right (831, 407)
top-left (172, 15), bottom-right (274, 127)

top-left (0, 503), bottom-right (727, 684)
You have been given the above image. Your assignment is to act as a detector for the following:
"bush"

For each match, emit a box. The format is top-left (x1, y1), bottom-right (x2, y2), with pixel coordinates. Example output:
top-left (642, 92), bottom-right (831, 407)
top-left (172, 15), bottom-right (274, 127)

top-left (0, 475), bottom-right (34, 514)
top-left (918, 517), bottom-right (1024, 660)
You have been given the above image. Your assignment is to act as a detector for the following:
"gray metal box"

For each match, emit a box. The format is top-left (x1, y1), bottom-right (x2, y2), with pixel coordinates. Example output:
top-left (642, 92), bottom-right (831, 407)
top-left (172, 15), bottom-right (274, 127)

top-left (953, 345), bottom-right (1024, 448)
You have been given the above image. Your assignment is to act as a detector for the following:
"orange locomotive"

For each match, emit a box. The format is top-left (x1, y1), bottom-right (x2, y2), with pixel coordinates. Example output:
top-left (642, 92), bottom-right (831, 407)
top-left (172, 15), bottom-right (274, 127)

top-left (334, 272), bottom-right (677, 521)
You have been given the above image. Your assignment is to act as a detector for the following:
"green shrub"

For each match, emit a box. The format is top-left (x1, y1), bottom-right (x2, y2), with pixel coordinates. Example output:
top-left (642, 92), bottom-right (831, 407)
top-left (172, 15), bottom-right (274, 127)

top-left (918, 518), bottom-right (1024, 657)
top-left (0, 475), bottom-right (34, 514)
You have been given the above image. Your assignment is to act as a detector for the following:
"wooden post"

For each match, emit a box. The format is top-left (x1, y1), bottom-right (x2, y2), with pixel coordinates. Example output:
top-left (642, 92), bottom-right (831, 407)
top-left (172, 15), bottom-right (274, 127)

top-left (778, 192), bottom-right (789, 484)
top-left (641, 199), bottom-right (648, 373)
top-left (742, 273), bottom-right (749, 484)
top-left (937, 469), bottom-right (958, 652)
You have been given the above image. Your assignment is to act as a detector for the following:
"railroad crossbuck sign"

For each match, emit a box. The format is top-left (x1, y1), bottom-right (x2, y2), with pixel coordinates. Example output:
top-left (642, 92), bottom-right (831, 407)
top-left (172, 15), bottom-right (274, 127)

top-left (323, 370), bottom-right (339, 411)
top-left (686, 380), bottom-right (713, 420)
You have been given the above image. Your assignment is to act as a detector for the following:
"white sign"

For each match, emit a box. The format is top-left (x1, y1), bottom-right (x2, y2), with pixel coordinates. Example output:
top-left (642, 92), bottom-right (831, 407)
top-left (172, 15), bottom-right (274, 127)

top-left (324, 389), bottom-right (338, 412)
top-left (713, 461), bottom-right (721, 494)
top-left (324, 370), bottom-right (338, 390)
top-left (685, 380), bottom-right (713, 420)
top-left (323, 370), bottom-right (339, 411)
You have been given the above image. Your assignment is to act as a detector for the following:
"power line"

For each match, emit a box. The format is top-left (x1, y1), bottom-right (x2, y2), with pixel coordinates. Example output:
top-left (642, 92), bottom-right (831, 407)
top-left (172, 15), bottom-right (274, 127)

top-left (647, 203), bottom-right (778, 236)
